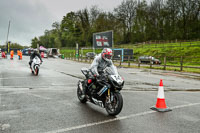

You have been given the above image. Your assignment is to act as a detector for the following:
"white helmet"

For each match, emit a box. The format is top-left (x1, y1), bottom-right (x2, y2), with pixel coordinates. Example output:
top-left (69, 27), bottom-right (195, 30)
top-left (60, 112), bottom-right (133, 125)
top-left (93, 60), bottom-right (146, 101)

top-left (101, 48), bottom-right (112, 62)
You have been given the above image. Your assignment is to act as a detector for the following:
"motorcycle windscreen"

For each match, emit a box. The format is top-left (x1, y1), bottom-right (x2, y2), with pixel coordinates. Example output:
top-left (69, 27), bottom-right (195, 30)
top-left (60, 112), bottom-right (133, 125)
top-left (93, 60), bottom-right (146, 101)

top-left (34, 56), bottom-right (41, 64)
top-left (104, 66), bottom-right (118, 75)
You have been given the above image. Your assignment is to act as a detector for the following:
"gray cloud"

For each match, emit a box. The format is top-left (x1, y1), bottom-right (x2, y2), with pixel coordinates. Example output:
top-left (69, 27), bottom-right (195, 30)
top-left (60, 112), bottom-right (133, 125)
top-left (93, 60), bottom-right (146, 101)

top-left (0, 0), bottom-right (124, 46)
top-left (0, 0), bottom-right (54, 46)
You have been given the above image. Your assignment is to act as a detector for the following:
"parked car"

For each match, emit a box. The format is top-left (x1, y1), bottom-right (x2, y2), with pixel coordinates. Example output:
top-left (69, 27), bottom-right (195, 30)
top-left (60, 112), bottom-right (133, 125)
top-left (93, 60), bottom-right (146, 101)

top-left (86, 52), bottom-right (96, 58)
top-left (47, 48), bottom-right (61, 58)
top-left (138, 56), bottom-right (161, 64)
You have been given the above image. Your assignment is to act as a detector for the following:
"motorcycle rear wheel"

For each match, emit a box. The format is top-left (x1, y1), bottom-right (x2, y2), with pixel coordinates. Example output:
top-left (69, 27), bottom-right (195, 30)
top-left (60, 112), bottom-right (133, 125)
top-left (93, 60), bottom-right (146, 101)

top-left (105, 92), bottom-right (123, 116)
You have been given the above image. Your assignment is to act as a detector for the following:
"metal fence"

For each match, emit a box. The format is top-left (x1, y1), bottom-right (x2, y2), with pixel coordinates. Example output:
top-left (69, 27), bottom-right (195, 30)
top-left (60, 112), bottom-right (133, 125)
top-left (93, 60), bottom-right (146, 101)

top-left (65, 54), bottom-right (200, 72)
top-left (118, 41), bottom-right (200, 49)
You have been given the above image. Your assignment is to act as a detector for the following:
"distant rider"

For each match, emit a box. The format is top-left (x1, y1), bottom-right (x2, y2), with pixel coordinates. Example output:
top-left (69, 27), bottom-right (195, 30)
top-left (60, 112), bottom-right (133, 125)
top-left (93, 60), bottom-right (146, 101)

top-left (29, 49), bottom-right (43, 67)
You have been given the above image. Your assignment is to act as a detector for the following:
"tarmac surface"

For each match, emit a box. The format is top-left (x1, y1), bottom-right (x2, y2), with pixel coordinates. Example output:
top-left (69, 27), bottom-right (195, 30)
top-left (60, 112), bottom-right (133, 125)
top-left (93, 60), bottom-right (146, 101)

top-left (0, 56), bottom-right (200, 133)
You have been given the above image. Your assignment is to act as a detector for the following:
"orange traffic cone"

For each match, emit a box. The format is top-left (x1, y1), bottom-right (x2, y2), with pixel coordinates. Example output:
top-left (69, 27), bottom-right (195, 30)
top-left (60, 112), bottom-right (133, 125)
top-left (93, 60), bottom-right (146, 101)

top-left (151, 79), bottom-right (172, 112)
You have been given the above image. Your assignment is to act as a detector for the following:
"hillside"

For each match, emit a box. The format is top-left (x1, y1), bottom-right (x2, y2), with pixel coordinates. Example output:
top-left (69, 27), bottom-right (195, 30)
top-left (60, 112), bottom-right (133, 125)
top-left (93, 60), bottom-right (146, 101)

top-left (118, 41), bottom-right (200, 65)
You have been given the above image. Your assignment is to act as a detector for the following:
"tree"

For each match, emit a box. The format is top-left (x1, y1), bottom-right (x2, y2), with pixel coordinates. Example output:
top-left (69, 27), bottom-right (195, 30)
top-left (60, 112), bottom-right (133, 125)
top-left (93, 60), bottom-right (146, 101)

top-left (114, 0), bottom-right (137, 43)
top-left (31, 37), bottom-right (39, 48)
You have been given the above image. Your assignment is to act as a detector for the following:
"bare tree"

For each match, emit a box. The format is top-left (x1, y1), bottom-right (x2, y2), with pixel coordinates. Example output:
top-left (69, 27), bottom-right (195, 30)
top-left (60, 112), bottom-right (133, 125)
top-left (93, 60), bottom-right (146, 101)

top-left (114, 0), bottom-right (138, 43)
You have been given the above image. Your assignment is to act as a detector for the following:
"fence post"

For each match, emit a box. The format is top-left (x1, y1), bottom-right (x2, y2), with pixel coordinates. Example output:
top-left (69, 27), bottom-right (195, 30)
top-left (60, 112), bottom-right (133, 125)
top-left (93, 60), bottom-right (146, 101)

top-left (138, 58), bottom-right (140, 68)
top-left (150, 57), bottom-right (152, 69)
top-left (78, 55), bottom-right (80, 62)
top-left (74, 54), bottom-right (76, 61)
top-left (81, 54), bottom-right (83, 62)
top-left (119, 56), bottom-right (122, 66)
top-left (128, 56), bottom-right (130, 67)
top-left (180, 56), bottom-right (183, 71)
top-left (164, 56), bottom-right (166, 70)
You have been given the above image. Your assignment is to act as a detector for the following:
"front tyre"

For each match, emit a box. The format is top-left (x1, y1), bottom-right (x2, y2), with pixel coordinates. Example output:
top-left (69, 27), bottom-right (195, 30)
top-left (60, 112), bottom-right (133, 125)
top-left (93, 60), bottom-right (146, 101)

top-left (105, 92), bottom-right (123, 116)
top-left (35, 66), bottom-right (39, 76)
top-left (77, 81), bottom-right (87, 103)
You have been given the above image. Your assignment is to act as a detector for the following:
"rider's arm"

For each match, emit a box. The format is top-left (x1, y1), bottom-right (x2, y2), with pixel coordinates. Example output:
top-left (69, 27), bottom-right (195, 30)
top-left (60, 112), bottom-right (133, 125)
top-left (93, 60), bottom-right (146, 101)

top-left (30, 54), bottom-right (34, 60)
top-left (90, 56), bottom-right (100, 76)
top-left (37, 53), bottom-right (43, 62)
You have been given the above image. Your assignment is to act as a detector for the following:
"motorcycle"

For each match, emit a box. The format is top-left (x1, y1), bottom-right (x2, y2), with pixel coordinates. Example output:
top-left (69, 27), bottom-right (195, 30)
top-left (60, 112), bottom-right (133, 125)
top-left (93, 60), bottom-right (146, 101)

top-left (31, 56), bottom-right (41, 76)
top-left (77, 66), bottom-right (124, 116)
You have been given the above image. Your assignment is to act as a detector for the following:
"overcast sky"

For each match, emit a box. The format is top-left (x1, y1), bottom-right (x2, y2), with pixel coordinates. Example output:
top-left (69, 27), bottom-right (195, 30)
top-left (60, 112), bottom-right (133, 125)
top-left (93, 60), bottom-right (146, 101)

top-left (0, 0), bottom-right (124, 46)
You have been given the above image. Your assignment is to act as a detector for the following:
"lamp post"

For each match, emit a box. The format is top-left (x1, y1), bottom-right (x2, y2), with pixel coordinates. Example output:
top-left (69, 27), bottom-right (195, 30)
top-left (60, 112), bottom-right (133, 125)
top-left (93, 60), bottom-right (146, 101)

top-left (6, 20), bottom-right (11, 53)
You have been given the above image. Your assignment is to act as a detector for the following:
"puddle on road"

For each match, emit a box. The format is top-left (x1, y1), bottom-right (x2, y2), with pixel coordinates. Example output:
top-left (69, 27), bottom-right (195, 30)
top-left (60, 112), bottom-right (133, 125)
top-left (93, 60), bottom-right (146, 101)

top-left (125, 81), bottom-right (158, 87)
top-left (55, 71), bottom-right (84, 79)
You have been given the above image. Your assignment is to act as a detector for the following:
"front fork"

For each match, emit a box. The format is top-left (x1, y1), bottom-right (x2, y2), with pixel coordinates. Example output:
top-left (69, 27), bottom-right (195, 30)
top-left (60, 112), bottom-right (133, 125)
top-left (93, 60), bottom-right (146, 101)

top-left (107, 89), bottom-right (114, 103)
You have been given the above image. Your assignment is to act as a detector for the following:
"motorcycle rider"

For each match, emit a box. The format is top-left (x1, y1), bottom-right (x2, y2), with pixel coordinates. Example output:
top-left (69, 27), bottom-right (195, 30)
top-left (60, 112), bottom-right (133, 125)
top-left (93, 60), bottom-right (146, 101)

top-left (29, 49), bottom-right (43, 67)
top-left (90, 48), bottom-right (115, 78)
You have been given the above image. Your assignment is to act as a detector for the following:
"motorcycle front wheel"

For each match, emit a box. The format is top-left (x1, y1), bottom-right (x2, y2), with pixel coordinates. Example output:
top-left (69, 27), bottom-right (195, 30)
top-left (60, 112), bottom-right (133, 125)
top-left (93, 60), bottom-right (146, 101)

top-left (105, 92), bottom-right (123, 116)
top-left (77, 81), bottom-right (87, 103)
top-left (35, 67), bottom-right (39, 76)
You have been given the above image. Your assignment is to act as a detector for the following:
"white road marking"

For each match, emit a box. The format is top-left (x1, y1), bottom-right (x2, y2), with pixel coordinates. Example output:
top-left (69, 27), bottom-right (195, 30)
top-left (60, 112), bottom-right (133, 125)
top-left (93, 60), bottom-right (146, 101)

top-left (44, 102), bottom-right (200, 133)
top-left (0, 90), bottom-right (51, 100)
top-left (1, 124), bottom-right (11, 131)
top-left (171, 102), bottom-right (200, 109)
top-left (0, 88), bottom-right (30, 91)
top-left (0, 110), bottom-right (20, 116)
top-left (0, 94), bottom-right (1, 105)
top-left (25, 93), bottom-right (51, 100)
top-left (0, 76), bottom-right (65, 80)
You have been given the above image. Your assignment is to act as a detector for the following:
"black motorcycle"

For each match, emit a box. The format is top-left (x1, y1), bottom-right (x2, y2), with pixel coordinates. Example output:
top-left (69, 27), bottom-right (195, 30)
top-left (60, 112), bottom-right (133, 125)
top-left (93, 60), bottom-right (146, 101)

top-left (77, 66), bottom-right (124, 116)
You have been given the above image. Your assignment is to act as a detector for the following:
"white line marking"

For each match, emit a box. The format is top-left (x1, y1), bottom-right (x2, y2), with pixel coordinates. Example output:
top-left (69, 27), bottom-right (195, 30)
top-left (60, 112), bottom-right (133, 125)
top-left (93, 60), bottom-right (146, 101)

top-left (0, 88), bottom-right (30, 91)
top-left (25, 93), bottom-right (51, 100)
top-left (171, 102), bottom-right (200, 109)
top-left (0, 76), bottom-right (65, 80)
top-left (44, 102), bottom-right (200, 133)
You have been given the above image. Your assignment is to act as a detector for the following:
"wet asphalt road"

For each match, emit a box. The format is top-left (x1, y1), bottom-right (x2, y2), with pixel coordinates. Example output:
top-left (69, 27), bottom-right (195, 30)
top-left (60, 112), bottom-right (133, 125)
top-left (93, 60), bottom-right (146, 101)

top-left (0, 56), bottom-right (200, 133)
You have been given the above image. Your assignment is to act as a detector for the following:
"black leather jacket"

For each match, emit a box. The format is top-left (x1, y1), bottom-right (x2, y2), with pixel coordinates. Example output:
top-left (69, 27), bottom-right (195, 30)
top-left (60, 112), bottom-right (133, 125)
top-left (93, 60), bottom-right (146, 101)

top-left (30, 52), bottom-right (42, 61)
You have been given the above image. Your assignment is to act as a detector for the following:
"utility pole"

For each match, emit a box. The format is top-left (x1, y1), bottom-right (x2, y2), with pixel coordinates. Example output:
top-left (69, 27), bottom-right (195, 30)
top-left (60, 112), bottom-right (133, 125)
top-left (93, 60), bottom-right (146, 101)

top-left (6, 20), bottom-right (11, 44)
top-left (6, 20), bottom-right (11, 53)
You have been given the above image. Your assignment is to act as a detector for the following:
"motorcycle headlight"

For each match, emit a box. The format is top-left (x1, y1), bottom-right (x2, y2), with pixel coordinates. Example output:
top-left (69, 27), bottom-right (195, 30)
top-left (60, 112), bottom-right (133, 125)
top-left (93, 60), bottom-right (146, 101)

top-left (110, 75), bottom-right (124, 88)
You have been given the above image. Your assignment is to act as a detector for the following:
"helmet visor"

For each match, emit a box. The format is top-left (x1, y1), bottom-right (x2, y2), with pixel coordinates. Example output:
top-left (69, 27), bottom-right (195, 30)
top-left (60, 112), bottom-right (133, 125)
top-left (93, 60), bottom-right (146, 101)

top-left (105, 54), bottom-right (112, 59)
